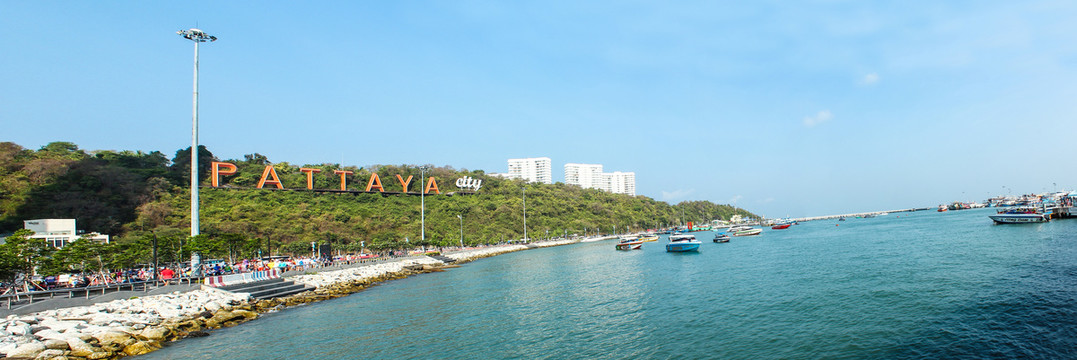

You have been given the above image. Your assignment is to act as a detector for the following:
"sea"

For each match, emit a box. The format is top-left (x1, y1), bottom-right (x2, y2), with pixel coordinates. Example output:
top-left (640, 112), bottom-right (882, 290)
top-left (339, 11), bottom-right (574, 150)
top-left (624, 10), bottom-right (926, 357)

top-left (139, 208), bottom-right (1077, 359)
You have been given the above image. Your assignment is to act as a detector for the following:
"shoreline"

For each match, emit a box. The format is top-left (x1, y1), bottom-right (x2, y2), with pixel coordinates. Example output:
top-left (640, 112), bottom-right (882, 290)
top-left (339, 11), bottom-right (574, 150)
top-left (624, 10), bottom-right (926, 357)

top-left (0, 239), bottom-right (577, 359)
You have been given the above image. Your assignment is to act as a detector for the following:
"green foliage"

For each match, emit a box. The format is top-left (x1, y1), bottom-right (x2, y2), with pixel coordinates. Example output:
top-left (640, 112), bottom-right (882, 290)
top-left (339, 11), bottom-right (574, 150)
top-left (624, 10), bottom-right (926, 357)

top-left (0, 141), bottom-right (761, 271)
top-left (0, 229), bottom-right (53, 281)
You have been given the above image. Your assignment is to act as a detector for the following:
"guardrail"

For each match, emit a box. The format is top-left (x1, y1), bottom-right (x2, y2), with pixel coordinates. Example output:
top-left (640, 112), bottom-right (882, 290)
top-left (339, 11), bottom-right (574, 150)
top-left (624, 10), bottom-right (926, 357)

top-left (0, 276), bottom-right (205, 309)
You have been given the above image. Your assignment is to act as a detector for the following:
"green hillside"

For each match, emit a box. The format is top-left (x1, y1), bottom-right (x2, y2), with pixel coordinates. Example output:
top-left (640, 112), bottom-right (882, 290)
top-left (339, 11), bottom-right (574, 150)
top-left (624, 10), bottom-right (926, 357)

top-left (0, 141), bottom-right (759, 267)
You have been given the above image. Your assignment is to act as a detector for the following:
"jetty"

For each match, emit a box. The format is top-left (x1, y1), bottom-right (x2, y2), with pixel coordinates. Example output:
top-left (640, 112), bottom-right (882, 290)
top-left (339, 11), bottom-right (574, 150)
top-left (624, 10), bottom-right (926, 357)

top-left (790, 208), bottom-right (930, 222)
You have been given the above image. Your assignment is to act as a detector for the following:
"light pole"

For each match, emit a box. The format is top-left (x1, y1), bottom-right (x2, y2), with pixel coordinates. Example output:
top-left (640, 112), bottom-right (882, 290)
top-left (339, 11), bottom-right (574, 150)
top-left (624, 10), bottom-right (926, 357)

top-left (421, 166), bottom-right (428, 242)
top-left (457, 214), bottom-right (463, 248)
top-left (522, 187), bottom-right (527, 242)
top-left (177, 28), bottom-right (216, 237)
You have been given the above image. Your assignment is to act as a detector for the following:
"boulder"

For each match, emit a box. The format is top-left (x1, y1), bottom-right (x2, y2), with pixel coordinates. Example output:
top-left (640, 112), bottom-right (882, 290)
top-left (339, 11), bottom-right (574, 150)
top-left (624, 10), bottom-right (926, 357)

top-left (93, 331), bottom-right (135, 348)
top-left (43, 339), bottom-right (69, 350)
top-left (0, 341), bottom-right (16, 356)
top-left (32, 329), bottom-right (65, 341)
top-left (139, 327), bottom-right (170, 341)
top-left (6, 341), bottom-right (45, 358)
top-left (122, 340), bottom-right (161, 356)
top-left (65, 337), bottom-right (96, 357)
top-left (35, 348), bottom-right (65, 358)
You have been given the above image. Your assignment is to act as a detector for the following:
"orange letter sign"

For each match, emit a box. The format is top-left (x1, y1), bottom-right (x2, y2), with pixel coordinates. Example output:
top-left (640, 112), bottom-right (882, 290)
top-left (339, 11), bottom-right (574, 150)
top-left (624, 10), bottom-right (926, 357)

top-left (425, 176), bottom-right (440, 194)
top-left (257, 165), bottom-right (284, 189)
top-left (211, 162), bottom-right (237, 187)
top-left (333, 170), bottom-right (353, 191)
top-left (366, 173), bottom-right (384, 192)
top-left (300, 168), bottom-right (322, 190)
top-left (396, 174), bottom-right (413, 193)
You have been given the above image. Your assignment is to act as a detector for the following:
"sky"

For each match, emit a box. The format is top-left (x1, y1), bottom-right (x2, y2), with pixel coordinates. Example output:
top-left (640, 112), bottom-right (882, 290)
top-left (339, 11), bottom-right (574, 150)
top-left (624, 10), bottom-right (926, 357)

top-left (3, 1), bottom-right (1077, 218)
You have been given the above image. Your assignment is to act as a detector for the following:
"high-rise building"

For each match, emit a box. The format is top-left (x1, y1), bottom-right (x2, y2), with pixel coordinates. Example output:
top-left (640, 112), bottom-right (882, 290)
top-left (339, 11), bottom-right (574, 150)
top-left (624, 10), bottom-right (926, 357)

top-left (603, 171), bottom-right (636, 196)
top-left (564, 163), bottom-right (603, 190)
top-left (507, 157), bottom-right (553, 184)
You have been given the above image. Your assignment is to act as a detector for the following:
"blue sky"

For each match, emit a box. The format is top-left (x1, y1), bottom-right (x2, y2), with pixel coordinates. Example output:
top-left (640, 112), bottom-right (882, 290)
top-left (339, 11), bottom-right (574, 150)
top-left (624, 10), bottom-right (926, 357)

top-left (3, 1), bottom-right (1076, 218)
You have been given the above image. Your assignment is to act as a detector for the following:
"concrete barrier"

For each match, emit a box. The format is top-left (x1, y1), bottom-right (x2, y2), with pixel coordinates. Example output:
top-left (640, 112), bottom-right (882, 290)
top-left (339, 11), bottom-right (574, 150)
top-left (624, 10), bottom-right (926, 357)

top-left (203, 269), bottom-right (281, 288)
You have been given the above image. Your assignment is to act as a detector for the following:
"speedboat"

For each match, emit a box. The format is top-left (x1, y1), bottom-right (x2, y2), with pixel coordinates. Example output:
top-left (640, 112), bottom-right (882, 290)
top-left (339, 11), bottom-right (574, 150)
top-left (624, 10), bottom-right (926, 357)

top-left (639, 235), bottom-right (659, 242)
top-left (713, 233), bottom-right (730, 243)
top-left (989, 207), bottom-right (1048, 224)
top-left (666, 234), bottom-right (701, 252)
top-left (615, 239), bottom-right (643, 250)
top-left (730, 226), bottom-right (762, 236)
top-left (771, 223), bottom-right (791, 230)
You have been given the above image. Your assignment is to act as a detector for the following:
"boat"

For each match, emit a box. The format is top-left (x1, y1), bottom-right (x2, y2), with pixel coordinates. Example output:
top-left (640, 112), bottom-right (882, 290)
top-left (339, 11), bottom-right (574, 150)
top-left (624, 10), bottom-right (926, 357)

top-left (771, 223), bottom-right (791, 230)
top-left (989, 207), bottom-right (1049, 224)
top-left (639, 235), bottom-right (659, 242)
top-left (615, 240), bottom-right (643, 250)
top-left (937, 205), bottom-right (948, 212)
top-left (713, 233), bottom-right (730, 243)
top-left (666, 234), bottom-right (701, 252)
top-left (838, 217), bottom-right (846, 221)
top-left (729, 226), bottom-right (762, 236)
top-left (619, 234), bottom-right (640, 241)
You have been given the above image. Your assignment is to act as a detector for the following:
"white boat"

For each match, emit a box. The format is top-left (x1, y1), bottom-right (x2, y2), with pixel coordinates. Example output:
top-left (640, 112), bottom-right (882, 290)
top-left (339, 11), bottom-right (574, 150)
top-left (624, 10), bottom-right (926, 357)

top-left (989, 207), bottom-right (1049, 224)
top-left (666, 234), bottom-right (701, 252)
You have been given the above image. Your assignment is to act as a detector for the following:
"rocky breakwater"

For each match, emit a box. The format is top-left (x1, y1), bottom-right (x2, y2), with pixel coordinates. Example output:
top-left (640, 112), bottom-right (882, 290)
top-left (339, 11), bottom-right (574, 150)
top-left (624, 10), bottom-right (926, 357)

top-left (0, 289), bottom-right (251, 359)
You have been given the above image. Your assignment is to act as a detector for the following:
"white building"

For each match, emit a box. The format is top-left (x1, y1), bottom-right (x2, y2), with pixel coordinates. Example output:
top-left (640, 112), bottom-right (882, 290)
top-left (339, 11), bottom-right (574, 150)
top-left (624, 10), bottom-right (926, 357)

top-left (23, 219), bottom-right (109, 248)
top-left (602, 171), bottom-right (636, 196)
top-left (507, 157), bottom-right (553, 184)
top-left (564, 163), bottom-right (604, 190)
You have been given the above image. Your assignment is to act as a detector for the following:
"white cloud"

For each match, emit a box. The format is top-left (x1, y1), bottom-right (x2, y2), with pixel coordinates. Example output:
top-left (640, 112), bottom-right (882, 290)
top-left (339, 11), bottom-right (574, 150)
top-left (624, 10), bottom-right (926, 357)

top-left (862, 72), bottom-right (880, 85)
top-left (729, 195), bottom-right (743, 204)
top-left (661, 189), bottom-right (695, 201)
top-left (803, 110), bottom-right (833, 127)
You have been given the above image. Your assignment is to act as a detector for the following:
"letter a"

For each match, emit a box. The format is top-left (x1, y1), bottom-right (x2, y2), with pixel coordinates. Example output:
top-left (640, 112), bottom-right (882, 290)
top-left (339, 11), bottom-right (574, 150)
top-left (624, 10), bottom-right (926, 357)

top-left (425, 176), bottom-right (440, 194)
top-left (366, 173), bottom-right (384, 192)
top-left (396, 174), bottom-right (414, 193)
top-left (211, 162), bottom-right (237, 187)
top-left (257, 165), bottom-right (284, 189)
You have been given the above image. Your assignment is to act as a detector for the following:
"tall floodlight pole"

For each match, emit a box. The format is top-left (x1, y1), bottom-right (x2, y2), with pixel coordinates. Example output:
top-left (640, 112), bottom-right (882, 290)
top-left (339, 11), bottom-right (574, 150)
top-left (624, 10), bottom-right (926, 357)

top-left (457, 214), bottom-right (463, 248)
top-left (421, 166), bottom-right (428, 242)
top-left (522, 187), bottom-right (527, 242)
top-left (177, 28), bottom-right (216, 237)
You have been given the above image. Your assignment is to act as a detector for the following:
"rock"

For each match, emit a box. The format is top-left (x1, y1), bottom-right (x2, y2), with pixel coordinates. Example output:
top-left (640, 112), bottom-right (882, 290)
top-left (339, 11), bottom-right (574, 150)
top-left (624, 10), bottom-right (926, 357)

top-left (203, 301), bottom-right (222, 312)
top-left (16, 316), bottom-right (39, 325)
top-left (93, 331), bottom-right (135, 348)
top-left (0, 341), bottom-right (16, 355)
top-left (139, 327), bottom-right (169, 341)
top-left (7, 341), bottom-right (45, 358)
top-left (199, 311), bottom-right (213, 319)
top-left (87, 351), bottom-right (114, 359)
top-left (43, 339), bottom-right (68, 350)
top-left (122, 340), bottom-right (161, 356)
top-left (185, 330), bottom-right (209, 338)
top-left (35, 348), bottom-right (65, 358)
top-left (66, 337), bottom-right (96, 357)
top-left (33, 329), bottom-right (65, 341)
top-left (7, 324), bottom-right (32, 336)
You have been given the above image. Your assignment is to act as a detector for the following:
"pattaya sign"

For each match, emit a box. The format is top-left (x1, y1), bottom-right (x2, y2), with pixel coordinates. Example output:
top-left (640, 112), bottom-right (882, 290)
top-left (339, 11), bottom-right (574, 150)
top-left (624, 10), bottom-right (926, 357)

top-left (210, 162), bottom-right (446, 194)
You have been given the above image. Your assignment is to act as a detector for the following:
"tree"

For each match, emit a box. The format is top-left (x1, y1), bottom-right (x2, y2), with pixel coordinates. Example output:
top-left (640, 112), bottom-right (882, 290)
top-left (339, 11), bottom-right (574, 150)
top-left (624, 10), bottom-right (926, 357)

top-left (0, 229), bottom-right (54, 287)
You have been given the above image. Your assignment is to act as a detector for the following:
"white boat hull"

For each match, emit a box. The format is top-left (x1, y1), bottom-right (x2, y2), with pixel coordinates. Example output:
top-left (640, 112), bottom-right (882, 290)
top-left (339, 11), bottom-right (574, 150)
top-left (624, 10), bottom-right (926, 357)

top-left (989, 214), bottom-right (1047, 224)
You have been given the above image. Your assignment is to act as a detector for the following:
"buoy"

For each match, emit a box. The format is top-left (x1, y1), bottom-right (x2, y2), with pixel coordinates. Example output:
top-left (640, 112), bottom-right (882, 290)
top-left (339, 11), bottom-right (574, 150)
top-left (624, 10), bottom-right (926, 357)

top-left (835, 224), bottom-right (839, 226)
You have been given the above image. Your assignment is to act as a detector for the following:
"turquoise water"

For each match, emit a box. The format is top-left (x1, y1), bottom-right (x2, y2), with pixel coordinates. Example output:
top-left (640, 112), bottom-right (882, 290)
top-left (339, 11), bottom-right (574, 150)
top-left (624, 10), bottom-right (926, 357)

top-left (141, 208), bottom-right (1077, 359)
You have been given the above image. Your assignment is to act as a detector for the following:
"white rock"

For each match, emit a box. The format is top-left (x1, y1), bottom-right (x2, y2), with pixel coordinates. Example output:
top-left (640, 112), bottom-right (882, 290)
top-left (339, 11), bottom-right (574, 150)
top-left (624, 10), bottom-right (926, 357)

top-left (32, 329), bottom-right (64, 341)
top-left (0, 341), bottom-right (15, 355)
top-left (6, 341), bottom-right (44, 358)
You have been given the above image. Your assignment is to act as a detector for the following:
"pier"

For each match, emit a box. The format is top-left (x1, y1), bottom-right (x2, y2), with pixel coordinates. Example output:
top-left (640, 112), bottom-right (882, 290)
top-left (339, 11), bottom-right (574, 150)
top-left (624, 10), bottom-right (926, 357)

top-left (790, 208), bottom-right (930, 222)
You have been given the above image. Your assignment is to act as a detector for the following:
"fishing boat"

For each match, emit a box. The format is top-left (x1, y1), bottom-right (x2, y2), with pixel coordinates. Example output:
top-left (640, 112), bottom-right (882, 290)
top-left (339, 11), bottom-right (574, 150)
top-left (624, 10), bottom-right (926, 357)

top-left (937, 205), bottom-right (948, 212)
top-left (639, 235), bottom-right (659, 242)
top-left (771, 223), bottom-right (792, 230)
top-left (989, 207), bottom-right (1049, 224)
top-left (666, 234), bottom-right (701, 252)
top-left (615, 240), bottom-right (644, 250)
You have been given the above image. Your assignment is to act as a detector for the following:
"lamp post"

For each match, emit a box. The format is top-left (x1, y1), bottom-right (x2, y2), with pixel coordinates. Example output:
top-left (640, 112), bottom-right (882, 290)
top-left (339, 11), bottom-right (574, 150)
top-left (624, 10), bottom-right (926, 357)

top-left (177, 28), bottom-right (216, 237)
top-left (421, 166), bottom-right (429, 242)
top-left (457, 214), bottom-right (463, 248)
top-left (522, 187), bottom-right (527, 242)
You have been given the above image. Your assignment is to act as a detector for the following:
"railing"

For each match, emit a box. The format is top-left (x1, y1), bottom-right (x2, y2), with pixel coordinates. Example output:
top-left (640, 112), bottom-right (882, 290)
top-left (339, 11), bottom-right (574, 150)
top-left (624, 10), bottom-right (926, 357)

top-left (0, 276), bottom-right (205, 309)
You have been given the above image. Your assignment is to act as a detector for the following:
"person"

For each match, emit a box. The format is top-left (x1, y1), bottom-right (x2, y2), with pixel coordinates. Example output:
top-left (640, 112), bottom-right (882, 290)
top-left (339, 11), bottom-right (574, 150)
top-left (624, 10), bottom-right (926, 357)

top-left (160, 267), bottom-right (174, 281)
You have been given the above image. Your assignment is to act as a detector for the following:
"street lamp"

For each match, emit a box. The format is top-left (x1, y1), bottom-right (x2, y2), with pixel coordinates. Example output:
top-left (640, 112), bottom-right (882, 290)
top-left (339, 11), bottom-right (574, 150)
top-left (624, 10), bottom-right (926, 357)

top-left (177, 28), bottom-right (216, 237)
top-left (457, 214), bottom-right (463, 248)
top-left (522, 187), bottom-right (527, 242)
top-left (420, 166), bottom-right (429, 242)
